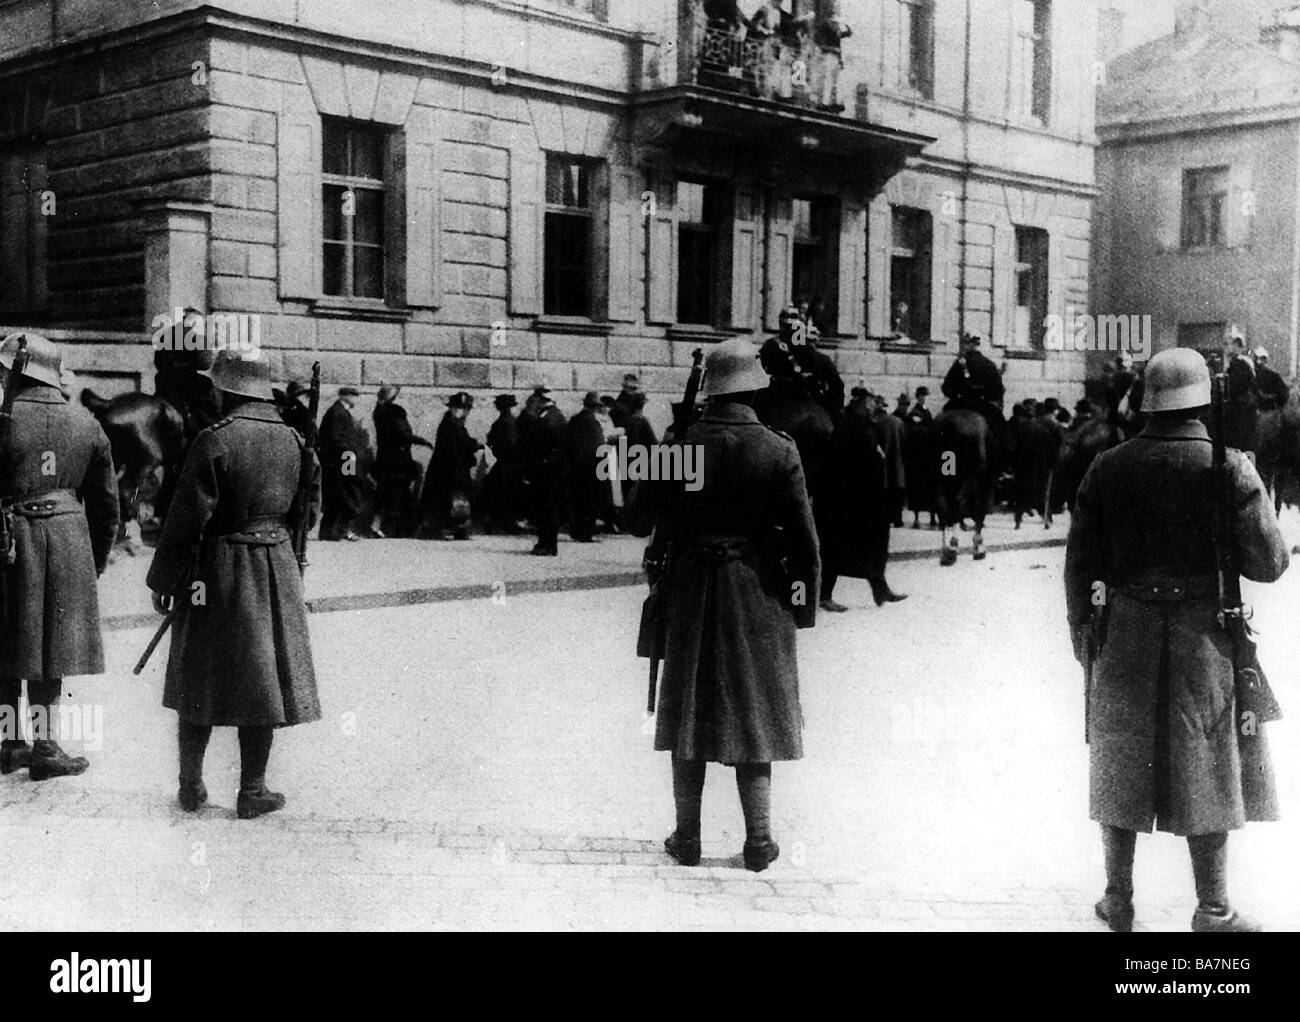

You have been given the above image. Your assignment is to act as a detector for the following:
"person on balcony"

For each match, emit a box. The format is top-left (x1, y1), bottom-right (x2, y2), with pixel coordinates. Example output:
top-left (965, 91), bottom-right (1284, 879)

top-left (810, 0), bottom-right (851, 112)
top-left (748, 0), bottom-right (794, 100)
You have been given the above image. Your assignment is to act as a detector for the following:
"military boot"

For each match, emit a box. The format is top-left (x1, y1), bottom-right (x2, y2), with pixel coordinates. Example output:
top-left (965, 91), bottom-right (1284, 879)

top-left (28, 741), bottom-right (89, 781)
top-left (1096, 825), bottom-right (1135, 932)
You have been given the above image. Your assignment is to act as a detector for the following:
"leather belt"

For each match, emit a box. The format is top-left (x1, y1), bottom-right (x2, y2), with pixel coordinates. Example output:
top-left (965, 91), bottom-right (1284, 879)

top-left (686, 537), bottom-right (757, 564)
top-left (1117, 577), bottom-right (1218, 603)
top-left (206, 515), bottom-right (291, 546)
top-left (2, 489), bottom-right (81, 519)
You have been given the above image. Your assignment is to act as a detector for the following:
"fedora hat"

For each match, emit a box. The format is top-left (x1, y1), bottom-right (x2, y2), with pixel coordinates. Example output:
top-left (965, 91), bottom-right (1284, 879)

top-left (200, 350), bottom-right (273, 401)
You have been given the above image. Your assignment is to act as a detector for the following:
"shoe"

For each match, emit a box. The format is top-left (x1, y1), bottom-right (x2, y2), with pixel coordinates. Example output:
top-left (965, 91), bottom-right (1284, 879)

top-left (819, 598), bottom-right (849, 613)
top-left (1192, 906), bottom-right (1262, 933)
top-left (237, 788), bottom-right (286, 820)
top-left (178, 781), bottom-right (208, 813)
top-left (1, 740), bottom-right (32, 775)
top-left (531, 544), bottom-right (558, 557)
top-left (1095, 894), bottom-right (1135, 933)
top-left (664, 831), bottom-right (701, 867)
top-left (28, 743), bottom-right (89, 781)
top-left (571, 535), bottom-right (598, 544)
top-left (344, 531), bottom-right (361, 542)
top-left (871, 583), bottom-right (908, 606)
top-left (742, 838), bottom-right (779, 872)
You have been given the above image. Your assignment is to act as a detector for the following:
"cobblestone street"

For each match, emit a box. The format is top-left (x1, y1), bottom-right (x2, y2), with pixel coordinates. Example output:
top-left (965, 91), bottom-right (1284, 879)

top-left (2, 514), bottom-right (1297, 931)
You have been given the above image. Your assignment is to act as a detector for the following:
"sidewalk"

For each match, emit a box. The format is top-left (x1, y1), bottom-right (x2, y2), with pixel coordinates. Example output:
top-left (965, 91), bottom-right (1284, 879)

top-left (100, 511), bottom-right (1068, 630)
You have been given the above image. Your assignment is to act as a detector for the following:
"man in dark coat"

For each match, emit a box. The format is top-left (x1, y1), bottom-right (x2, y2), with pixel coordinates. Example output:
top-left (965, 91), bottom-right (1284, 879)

top-left (566, 392), bottom-right (607, 544)
top-left (318, 386), bottom-right (368, 541)
top-left (903, 386), bottom-right (937, 528)
top-left (942, 333), bottom-right (1009, 469)
top-left (1223, 332), bottom-right (1259, 454)
top-left (421, 392), bottom-right (482, 541)
top-left (609, 374), bottom-right (642, 430)
top-left (147, 350), bottom-right (320, 819)
top-left (1066, 347), bottom-right (1288, 933)
top-left (517, 386), bottom-right (567, 556)
top-left (153, 308), bottom-right (222, 521)
top-left (819, 388), bottom-right (904, 611)
top-left (1253, 347), bottom-right (1288, 412)
top-left (1105, 352), bottom-right (1137, 426)
top-left (373, 384), bottom-right (431, 539)
top-left (630, 337), bottom-right (819, 873)
top-left (871, 392), bottom-right (907, 532)
top-left (1, 334), bottom-right (119, 780)
top-left (483, 393), bottom-right (524, 533)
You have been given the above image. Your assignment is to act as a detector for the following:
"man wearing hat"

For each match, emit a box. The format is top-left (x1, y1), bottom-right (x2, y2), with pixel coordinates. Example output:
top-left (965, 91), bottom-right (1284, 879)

top-left (373, 384), bottom-right (432, 539)
top-left (1065, 347), bottom-right (1288, 932)
top-left (421, 392), bottom-right (482, 541)
top-left (483, 394), bottom-right (524, 533)
top-left (276, 379), bottom-right (315, 441)
top-left (0, 333), bottom-right (119, 780)
top-left (1223, 329), bottom-right (1260, 454)
top-left (153, 308), bottom-right (222, 521)
top-left (146, 350), bottom-right (320, 818)
top-left (610, 374), bottom-right (642, 430)
top-left (318, 385), bottom-right (369, 541)
top-left (630, 336), bottom-right (819, 872)
top-left (565, 391), bottom-right (607, 544)
top-left (903, 386), bottom-right (937, 529)
top-left (1253, 347), bottom-right (1289, 413)
top-left (517, 386), bottom-right (567, 556)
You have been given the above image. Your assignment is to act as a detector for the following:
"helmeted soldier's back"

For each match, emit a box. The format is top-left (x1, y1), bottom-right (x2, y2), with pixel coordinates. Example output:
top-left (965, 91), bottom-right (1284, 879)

top-left (194, 405), bottom-right (303, 523)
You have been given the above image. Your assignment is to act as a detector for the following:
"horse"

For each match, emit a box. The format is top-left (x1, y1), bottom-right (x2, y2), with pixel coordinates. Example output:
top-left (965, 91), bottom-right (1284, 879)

top-left (80, 389), bottom-right (185, 554)
top-left (932, 408), bottom-right (998, 566)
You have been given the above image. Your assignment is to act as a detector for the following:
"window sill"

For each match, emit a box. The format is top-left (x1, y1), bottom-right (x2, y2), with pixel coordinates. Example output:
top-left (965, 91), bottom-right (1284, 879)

top-left (666, 325), bottom-right (744, 343)
top-left (876, 337), bottom-right (938, 354)
top-left (311, 298), bottom-right (414, 322)
top-left (1001, 347), bottom-right (1047, 361)
top-left (532, 316), bottom-right (614, 336)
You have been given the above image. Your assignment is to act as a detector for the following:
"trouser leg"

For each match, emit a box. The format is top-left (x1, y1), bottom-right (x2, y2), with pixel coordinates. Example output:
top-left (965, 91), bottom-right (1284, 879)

top-left (28, 676), bottom-right (63, 746)
top-left (1188, 832), bottom-right (1229, 914)
top-left (237, 726), bottom-right (274, 795)
top-left (671, 756), bottom-right (706, 840)
top-left (820, 571), bottom-right (838, 602)
top-left (1102, 824), bottom-right (1136, 902)
top-left (735, 763), bottom-right (772, 843)
top-left (178, 719), bottom-right (212, 788)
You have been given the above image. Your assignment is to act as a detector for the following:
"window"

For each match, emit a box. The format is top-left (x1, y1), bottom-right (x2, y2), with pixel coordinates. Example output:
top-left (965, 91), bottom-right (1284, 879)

top-left (889, 207), bottom-right (933, 342)
top-left (792, 197), bottom-right (839, 335)
top-left (677, 181), bottom-right (723, 325)
top-left (322, 119), bottom-right (387, 300)
top-left (544, 156), bottom-right (597, 317)
top-left (0, 142), bottom-right (49, 314)
top-left (1013, 226), bottom-right (1049, 348)
top-left (883, 0), bottom-right (935, 98)
top-left (1181, 167), bottom-right (1229, 249)
top-left (1013, 0), bottom-right (1052, 122)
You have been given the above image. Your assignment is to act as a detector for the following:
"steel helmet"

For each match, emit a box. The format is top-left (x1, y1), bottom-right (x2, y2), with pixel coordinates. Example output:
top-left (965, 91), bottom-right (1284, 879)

top-left (0, 332), bottom-right (64, 389)
top-left (1144, 348), bottom-right (1211, 413)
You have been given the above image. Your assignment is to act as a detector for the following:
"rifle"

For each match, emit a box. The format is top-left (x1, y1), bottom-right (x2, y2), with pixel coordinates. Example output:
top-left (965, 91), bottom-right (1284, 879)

top-left (1210, 371), bottom-right (1282, 726)
top-left (640, 347), bottom-right (705, 715)
top-left (133, 552), bottom-right (198, 676)
top-left (1, 336), bottom-right (30, 568)
top-left (293, 362), bottom-right (322, 576)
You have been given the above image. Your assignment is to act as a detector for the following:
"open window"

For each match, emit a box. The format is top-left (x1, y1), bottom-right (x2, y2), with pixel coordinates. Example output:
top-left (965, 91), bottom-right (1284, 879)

top-left (889, 206), bottom-right (932, 342)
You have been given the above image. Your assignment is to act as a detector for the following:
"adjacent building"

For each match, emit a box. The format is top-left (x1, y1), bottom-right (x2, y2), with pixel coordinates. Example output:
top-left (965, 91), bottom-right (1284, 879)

top-left (1095, 0), bottom-right (1300, 375)
top-left (0, 0), bottom-right (1099, 439)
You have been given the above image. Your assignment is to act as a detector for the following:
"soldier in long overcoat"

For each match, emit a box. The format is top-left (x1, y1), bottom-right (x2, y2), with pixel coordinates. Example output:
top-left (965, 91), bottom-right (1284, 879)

top-left (147, 351), bottom-right (321, 819)
top-left (1065, 348), bottom-right (1288, 933)
top-left (1, 334), bottom-right (119, 780)
top-left (631, 338), bottom-right (819, 873)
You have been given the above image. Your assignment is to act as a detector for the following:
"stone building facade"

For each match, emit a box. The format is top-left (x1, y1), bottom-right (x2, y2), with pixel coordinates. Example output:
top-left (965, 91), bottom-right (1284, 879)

top-left (0, 0), bottom-right (1097, 440)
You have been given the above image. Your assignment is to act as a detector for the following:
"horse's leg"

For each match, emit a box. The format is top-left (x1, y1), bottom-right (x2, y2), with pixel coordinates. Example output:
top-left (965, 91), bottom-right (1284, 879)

top-left (1043, 470), bottom-right (1054, 529)
top-left (972, 514), bottom-right (987, 561)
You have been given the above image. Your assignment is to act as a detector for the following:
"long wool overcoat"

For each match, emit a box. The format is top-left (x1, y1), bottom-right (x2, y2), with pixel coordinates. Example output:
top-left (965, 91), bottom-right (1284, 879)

top-left (0, 385), bottom-right (119, 680)
top-left (147, 401), bottom-right (321, 728)
top-left (1065, 418), bottom-right (1288, 836)
top-left (639, 403), bottom-right (820, 764)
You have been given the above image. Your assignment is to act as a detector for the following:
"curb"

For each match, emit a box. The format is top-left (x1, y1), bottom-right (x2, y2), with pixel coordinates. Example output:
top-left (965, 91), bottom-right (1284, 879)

top-left (101, 534), bottom-right (1068, 632)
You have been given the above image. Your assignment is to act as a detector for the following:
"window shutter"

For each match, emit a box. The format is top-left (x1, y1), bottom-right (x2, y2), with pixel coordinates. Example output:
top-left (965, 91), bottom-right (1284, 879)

top-left (1046, 221), bottom-right (1065, 326)
top-left (929, 212), bottom-right (955, 344)
top-left (277, 106), bottom-right (322, 300)
top-left (865, 196), bottom-right (891, 337)
top-left (402, 128), bottom-right (443, 309)
top-left (990, 219), bottom-right (1015, 347)
top-left (727, 185), bottom-right (760, 330)
top-left (645, 176), bottom-right (676, 325)
top-left (606, 166), bottom-right (639, 322)
top-left (509, 148), bottom-right (544, 316)
top-left (1155, 167), bottom-right (1182, 253)
top-left (836, 195), bottom-right (866, 338)
top-left (763, 193), bottom-right (794, 331)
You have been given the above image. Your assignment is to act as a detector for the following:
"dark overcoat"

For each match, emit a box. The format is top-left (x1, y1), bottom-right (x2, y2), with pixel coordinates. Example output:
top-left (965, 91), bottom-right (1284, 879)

top-left (147, 402), bottom-right (321, 728)
top-left (1065, 418), bottom-right (1288, 836)
top-left (422, 412), bottom-right (481, 518)
top-left (1, 385), bottom-right (119, 680)
top-left (319, 399), bottom-right (367, 520)
top-left (820, 403), bottom-right (887, 579)
top-left (638, 403), bottom-right (820, 764)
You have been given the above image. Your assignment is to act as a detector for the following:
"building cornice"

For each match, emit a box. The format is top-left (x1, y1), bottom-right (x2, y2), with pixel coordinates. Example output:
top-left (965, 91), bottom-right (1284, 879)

top-left (1098, 103), bottom-right (1300, 144)
top-left (911, 156), bottom-right (1100, 199)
